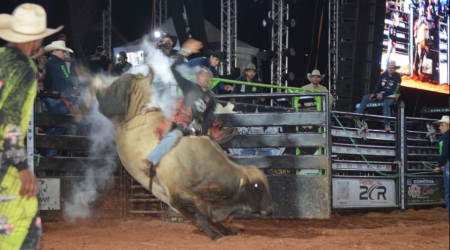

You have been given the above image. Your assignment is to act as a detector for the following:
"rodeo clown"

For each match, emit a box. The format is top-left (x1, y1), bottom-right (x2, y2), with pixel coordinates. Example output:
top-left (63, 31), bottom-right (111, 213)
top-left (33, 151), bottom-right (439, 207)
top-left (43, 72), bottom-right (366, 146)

top-left (147, 38), bottom-right (234, 170)
top-left (0, 3), bottom-right (63, 249)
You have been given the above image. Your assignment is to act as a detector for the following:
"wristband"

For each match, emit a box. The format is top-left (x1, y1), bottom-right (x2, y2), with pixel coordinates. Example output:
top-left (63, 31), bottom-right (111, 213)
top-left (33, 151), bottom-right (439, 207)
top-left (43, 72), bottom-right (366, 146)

top-left (180, 48), bottom-right (192, 55)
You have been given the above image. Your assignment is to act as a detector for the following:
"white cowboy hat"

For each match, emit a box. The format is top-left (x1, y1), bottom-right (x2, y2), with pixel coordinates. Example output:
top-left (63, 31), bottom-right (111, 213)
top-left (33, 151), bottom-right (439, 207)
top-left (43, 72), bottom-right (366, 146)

top-left (387, 60), bottom-right (400, 69)
top-left (0, 3), bottom-right (63, 43)
top-left (244, 63), bottom-right (257, 71)
top-left (44, 40), bottom-right (73, 53)
top-left (307, 69), bottom-right (324, 82)
top-left (434, 115), bottom-right (449, 125)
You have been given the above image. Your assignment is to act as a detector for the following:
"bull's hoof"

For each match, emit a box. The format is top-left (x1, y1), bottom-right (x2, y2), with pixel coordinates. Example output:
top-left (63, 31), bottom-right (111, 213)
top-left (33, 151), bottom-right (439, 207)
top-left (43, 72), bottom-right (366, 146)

top-left (210, 232), bottom-right (223, 241)
top-left (223, 230), bottom-right (239, 236)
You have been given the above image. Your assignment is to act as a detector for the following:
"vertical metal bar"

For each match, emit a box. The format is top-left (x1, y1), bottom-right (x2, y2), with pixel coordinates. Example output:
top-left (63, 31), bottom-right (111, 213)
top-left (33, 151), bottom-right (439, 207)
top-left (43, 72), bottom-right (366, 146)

top-left (27, 104), bottom-right (34, 172)
top-left (409, 4), bottom-right (414, 77)
top-left (398, 101), bottom-right (406, 211)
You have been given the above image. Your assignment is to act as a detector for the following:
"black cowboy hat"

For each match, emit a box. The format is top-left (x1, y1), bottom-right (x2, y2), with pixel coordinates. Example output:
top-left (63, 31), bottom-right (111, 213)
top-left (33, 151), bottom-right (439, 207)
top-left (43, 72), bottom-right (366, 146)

top-left (205, 49), bottom-right (228, 65)
top-left (162, 33), bottom-right (178, 48)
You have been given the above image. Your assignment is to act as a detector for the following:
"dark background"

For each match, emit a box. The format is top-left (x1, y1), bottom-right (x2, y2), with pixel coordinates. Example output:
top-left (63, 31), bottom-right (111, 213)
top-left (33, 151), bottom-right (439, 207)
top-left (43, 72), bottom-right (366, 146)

top-left (1, 0), bottom-right (448, 116)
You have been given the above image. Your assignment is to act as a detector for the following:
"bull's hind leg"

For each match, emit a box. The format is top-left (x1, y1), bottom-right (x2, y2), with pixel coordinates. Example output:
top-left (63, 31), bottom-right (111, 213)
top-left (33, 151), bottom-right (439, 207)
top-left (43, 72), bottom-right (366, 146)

top-left (172, 198), bottom-right (222, 240)
top-left (211, 221), bottom-right (239, 236)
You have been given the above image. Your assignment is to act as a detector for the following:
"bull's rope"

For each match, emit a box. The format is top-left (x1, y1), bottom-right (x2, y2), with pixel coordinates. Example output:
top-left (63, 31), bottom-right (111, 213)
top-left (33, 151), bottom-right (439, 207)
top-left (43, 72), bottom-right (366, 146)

top-left (114, 107), bottom-right (161, 130)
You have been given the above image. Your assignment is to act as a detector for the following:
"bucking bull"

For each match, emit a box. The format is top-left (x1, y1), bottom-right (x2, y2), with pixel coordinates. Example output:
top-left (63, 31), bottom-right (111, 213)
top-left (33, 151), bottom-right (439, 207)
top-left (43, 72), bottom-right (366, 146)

top-left (76, 66), bottom-right (273, 240)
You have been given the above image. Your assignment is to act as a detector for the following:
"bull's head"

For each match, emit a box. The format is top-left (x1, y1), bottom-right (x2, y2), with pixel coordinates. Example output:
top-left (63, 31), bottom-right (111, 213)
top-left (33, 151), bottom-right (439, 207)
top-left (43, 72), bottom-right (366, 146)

top-left (240, 166), bottom-right (273, 216)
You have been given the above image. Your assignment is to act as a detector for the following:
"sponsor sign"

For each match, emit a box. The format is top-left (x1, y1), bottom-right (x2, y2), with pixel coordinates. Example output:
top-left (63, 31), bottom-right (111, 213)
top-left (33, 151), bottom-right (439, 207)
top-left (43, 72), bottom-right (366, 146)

top-left (406, 178), bottom-right (444, 205)
top-left (333, 178), bottom-right (396, 207)
top-left (37, 178), bottom-right (60, 210)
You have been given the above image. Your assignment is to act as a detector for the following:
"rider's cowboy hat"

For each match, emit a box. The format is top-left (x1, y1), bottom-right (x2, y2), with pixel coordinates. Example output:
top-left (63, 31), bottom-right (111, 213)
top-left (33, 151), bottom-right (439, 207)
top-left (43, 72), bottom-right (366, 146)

top-left (434, 115), bottom-right (449, 125)
top-left (44, 40), bottom-right (73, 53)
top-left (307, 69), bottom-right (324, 82)
top-left (244, 63), bottom-right (257, 72)
top-left (0, 3), bottom-right (63, 43)
top-left (387, 60), bottom-right (401, 69)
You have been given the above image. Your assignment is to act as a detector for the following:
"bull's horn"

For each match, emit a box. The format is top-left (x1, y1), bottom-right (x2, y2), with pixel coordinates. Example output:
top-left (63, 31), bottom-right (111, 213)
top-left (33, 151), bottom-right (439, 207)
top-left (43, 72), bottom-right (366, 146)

top-left (240, 178), bottom-right (246, 187)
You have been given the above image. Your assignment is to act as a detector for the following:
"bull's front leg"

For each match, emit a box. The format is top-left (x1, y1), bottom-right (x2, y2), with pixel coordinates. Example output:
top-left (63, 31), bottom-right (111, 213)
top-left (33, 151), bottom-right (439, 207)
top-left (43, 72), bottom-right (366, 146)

top-left (211, 221), bottom-right (239, 236)
top-left (172, 197), bottom-right (222, 240)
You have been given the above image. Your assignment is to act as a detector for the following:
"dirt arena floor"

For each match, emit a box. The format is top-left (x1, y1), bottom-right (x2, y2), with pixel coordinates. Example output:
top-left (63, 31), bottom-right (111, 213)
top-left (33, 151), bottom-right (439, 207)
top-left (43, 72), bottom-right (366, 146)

top-left (40, 207), bottom-right (449, 250)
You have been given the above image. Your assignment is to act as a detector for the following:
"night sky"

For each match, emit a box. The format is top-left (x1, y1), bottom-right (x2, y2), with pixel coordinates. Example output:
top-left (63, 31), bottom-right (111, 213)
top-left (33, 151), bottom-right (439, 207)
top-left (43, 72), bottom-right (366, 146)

top-left (1, 0), bottom-right (326, 88)
top-left (1, 0), bottom-right (447, 113)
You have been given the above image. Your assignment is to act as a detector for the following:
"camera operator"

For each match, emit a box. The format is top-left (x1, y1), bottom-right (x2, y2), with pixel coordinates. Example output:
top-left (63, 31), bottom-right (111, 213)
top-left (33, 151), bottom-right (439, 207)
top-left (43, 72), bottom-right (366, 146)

top-left (157, 33), bottom-right (178, 58)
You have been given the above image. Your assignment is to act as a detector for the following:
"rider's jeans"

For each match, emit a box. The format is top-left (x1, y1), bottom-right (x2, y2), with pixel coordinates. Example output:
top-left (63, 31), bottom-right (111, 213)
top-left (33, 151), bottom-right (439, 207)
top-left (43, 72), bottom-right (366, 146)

top-left (147, 129), bottom-right (183, 165)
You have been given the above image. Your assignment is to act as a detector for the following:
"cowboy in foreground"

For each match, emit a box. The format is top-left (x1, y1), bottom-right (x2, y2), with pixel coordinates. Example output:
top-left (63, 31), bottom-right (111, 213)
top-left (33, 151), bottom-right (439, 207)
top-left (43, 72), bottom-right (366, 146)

top-left (347, 61), bottom-right (401, 132)
top-left (433, 115), bottom-right (449, 220)
top-left (301, 69), bottom-right (334, 108)
top-left (0, 3), bottom-right (62, 249)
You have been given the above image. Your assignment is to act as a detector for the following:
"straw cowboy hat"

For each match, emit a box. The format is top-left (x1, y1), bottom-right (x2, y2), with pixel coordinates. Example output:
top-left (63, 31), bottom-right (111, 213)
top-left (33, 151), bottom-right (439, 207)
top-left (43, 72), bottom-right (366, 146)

top-left (44, 40), bottom-right (73, 53)
top-left (244, 63), bottom-right (257, 72)
top-left (0, 3), bottom-right (63, 43)
top-left (307, 69), bottom-right (324, 82)
top-left (387, 60), bottom-right (401, 69)
top-left (434, 115), bottom-right (449, 125)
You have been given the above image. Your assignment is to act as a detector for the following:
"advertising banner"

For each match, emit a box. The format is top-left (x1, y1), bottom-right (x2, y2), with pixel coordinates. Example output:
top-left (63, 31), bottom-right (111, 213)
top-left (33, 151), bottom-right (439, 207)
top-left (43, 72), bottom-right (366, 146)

top-left (37, 178), bottom-right (60, 210)
top-left (406, 178), bottom-right (444, 204)
top-left (333, 178), bottom-right (397, 207)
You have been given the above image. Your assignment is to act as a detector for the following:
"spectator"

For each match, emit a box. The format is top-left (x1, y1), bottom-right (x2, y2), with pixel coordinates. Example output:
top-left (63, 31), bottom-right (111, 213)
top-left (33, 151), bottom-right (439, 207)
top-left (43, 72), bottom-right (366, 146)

top-left (346, 61), bottom-right (401, 132)
top-left (42, 40), bottom-right (74, 157)
top-left (188, 49), bottom-right (232, 94)
top-left (84, 46), bottom-right (113, 75)
top-left (30, 45), bottom-right (45, 60)
top-left (231, 63), bottom-right (265, 104)
top-left (0, 3), bottom-right (62, 249)
top-left (57, 34), bottom-right (73, 73)
top-left (301, 69), bottom-right (334, 109)
top-left (433, 115), bottom-right (449, 220)
top-left (35, 55), bottom-right (47, 113)
top-left (112, 51), bottom-right (132, 76)
top-left (35, 55), bottom-right (47, 83)
top-left (157, 33), bottom-right (178, 58)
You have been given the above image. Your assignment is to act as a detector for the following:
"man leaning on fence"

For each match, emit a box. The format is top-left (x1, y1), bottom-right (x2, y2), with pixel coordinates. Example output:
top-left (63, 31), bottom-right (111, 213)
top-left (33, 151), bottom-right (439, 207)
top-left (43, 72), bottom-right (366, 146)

top-left (42, 40), bottom-right (74, 157)
top-left (301, 69), bottom-right (334, 109)
top-left (0, 3), bottom-right (63, 249)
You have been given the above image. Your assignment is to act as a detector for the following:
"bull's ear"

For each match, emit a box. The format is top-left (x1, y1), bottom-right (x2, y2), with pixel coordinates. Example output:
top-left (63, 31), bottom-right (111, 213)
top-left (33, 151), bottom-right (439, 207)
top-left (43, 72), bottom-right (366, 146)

top-left (240, 178), bottom-right (246, 187)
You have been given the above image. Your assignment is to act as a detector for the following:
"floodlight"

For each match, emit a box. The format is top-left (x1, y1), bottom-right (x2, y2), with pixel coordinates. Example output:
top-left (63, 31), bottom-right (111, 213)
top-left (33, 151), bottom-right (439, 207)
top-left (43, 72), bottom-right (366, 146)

top-left (282, 48), bottom-right (296, 57)
top-left (256, 50), bottom-right (275, 61)
top-left (281, 72), bottom-right (295, 82)
top-left (284, 18), bottom-right (297, 28)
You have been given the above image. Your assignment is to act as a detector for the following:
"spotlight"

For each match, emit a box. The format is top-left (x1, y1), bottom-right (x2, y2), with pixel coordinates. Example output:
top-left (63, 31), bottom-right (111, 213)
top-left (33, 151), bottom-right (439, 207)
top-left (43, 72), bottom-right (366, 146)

top-left (283, 18), bottom-right (297, 28)
top-left (262, 18), bottom-right (272, 28)
top-left (116, 54), bottom-right (120, 58)
top-left (282, 48), bottom-right (296, 57)
top-left (256, 50), bottom-right (275, 61)
top-left (281, 72), bottom-right (295, 81)
top-left (154, 31), bottom-right (161, 38)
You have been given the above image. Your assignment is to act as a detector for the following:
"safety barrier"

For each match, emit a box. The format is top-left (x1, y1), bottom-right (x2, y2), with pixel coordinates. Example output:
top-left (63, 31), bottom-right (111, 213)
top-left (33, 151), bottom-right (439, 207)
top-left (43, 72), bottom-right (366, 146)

top-left (331, 101), bottom-right (445, 209)
top-left (29, 84), bottom-right (445, 221)
top-left (30, 94), bottom-right (126, 221)
top-left (216, 92), bottom-right (331, 219)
